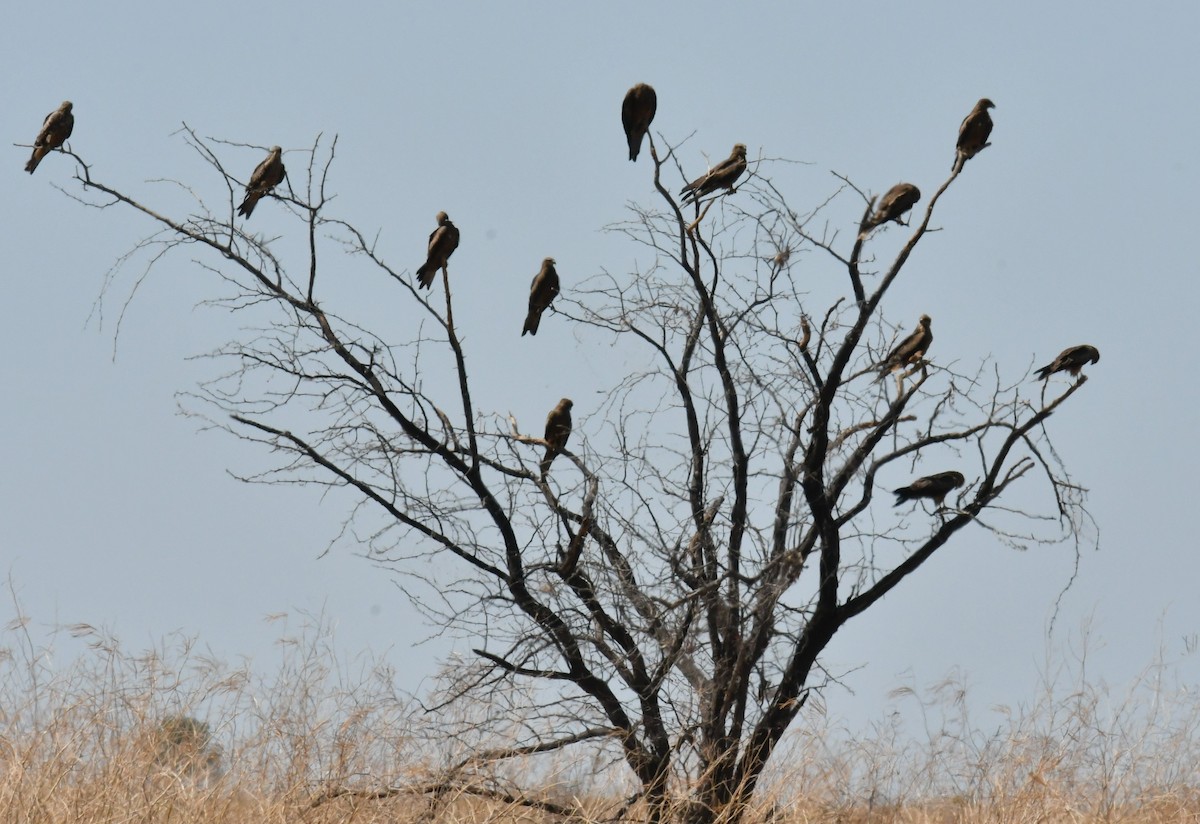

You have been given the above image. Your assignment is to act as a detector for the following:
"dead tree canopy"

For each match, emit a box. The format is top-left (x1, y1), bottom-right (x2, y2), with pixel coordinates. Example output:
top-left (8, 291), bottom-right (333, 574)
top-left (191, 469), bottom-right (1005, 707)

top-left (59, 96), bottom-right (1091, 824)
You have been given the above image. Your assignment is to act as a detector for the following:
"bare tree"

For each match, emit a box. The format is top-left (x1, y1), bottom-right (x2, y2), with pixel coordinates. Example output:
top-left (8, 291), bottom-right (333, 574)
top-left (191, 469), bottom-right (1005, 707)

top-left (58, 121), bottom-right (1092, 824)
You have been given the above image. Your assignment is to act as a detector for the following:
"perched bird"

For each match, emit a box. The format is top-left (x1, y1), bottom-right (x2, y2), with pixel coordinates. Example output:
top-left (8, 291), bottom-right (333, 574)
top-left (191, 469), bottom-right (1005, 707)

top-left (954, 98), bottom-right (995, 170)
top-left (893, 471), bottom-right (965, 507)
top-left (25, 101), bottom-right (74, 174)
top-left (540, 398), bottom-right (574, 476)
top-left (522, 257), bottom-right (561, 337)
top-left (681, 143), bottom-right (747, 202)
top-left (416, 211), bottom-right (460, 290)
top-left (879, 314), bottom-right (933, 376)
top-left (866, 183), bottom-right (921, 229)
top-left (1034, 344), bottom-right (1100, 380)
top-left (237, 146), bottom-right (286, 219)
top-left (622, 83), bottom-right (657, 162)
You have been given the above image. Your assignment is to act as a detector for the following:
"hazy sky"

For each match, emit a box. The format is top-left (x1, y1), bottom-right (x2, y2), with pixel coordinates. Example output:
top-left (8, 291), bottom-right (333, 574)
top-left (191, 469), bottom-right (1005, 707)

top-left (3, 2), bottom-right (1197, 732)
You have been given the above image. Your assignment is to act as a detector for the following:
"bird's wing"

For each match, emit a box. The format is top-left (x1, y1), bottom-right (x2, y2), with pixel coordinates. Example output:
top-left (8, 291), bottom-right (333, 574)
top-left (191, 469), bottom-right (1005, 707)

top-left (432, 228), bottom-right (449, 261)
top-left (248, 156), bottom-right (272, 190)
top-left (886, 328), bottom-right (921, 364)
top-left (621, 88), bottom-right (639, 134)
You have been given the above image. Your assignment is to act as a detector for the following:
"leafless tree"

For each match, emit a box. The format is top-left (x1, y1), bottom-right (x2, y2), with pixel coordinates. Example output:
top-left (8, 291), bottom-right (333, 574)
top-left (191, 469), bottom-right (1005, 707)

top-left (59, 122), bottom-right (1092, 824)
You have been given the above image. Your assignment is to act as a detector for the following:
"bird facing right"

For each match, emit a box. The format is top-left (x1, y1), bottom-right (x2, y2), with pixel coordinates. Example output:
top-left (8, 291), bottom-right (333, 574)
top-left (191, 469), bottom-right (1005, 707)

top-left (866, 182), bottom-right (921, 230)
top-left (1034, 345), bottom-right (1100, 380)
top-left (540, 398), bottom-right (574, 476)
top-left (25, 101), bottom-right (74, 174)
top-left (523, 257), bottom-right (560, 337)
top-left (893, 471), bottom-right (965, 508)
top-left (955, 98), bottom-right (995, 170)
top-left (237, 146), bottom-right (286, 219)
top-left (880, 314), bottom-right (933, 377)
top-left (680, 143), bottom-right (747, 202)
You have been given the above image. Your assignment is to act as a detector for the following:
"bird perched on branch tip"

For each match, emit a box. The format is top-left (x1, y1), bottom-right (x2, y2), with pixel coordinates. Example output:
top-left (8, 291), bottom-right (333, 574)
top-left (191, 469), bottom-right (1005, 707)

top-left (955, 98), bottom-right (995, 170)
top-left (622, 83), bottom-right (657, 162)
top-left (416, 211), bottom-right (460, 290)
top-left (25, 101), bottom-right (74, 174)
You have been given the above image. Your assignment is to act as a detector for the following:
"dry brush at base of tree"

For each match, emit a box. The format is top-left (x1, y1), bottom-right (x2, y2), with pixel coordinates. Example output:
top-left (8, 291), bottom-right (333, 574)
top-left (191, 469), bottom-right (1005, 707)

top-left (2, 616), bottom-right (1197, 824)
top-left (57, 120), bottom-right (1093, 824)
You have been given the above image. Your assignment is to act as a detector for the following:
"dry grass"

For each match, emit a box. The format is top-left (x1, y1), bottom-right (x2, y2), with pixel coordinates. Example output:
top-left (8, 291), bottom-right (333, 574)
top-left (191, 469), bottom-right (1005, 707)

top-left (2, 609), bottom-right (1198, 824)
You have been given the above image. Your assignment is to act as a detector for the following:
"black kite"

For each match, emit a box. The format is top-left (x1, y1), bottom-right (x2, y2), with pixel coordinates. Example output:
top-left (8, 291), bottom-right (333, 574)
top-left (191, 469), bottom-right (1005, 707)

top-left (237, 146), bottom-right (286, 219)
top-left (416, 211), bottom-right (460, 290)
top-left (622, 83), bottom-right (657, 162)
top-left (893, 471), bottom-right (965, 507)
top-left (540, 398), bottom-right (573, 476)
top-left (955, 98), bottom-right (995, 169)
top-left (25, 101), bottom-right (74, 174)
top-left (522, 257), bottom-right (560, 337)
top-left (880, 314), bottom-right (933, 376)
top-left (867, 182), bottom-right (921, 229)
top-left (681, 143), bottom-right (747, 202)
top-left (1034, 344), bottom-right (1100, 380)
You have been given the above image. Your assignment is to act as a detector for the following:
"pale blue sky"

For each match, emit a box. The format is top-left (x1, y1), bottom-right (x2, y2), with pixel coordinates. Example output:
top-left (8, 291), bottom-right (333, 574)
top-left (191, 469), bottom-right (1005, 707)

top-left (2, 2), bottom-right (1197, 730)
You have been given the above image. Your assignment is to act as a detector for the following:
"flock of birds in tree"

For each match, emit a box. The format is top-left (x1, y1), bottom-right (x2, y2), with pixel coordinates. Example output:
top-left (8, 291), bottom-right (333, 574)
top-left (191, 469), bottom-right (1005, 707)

top-left (22, 91), bottom-right (1097, 509)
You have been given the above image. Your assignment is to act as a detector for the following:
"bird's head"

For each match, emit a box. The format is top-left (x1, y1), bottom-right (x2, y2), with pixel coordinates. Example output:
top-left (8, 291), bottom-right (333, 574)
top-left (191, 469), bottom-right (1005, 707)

top-left (61, 101), bottom-right (74, 111)
top-left (948, 471), bottom-right (966, 487)
top-left (1085, 345), bottom-right (1100, 364)
top-left (732, 143), bottom-right (748, 158)
top-left (269, 145), bottom-right (282, 155)
top-left (919, 314), bottom-right (932, 327)
top-left (977, 98), bottom-right (996, 110)
top-left (544, 257), bottom-right (556, 267)
top-left (436, 211), bottom-right (450, 224)
top-left (559, 398), bottom-right (574, 411)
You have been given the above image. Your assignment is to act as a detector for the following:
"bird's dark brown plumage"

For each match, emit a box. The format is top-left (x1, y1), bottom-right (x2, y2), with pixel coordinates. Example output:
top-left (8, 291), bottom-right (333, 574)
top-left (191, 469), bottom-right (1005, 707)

top-left (867, 183), bottom-right (921, 229)
top-left (25, 101), bottom-right (74, 174)
top-left (955, 98), bottom-right (995, 170)
top-left (523, 257), bottom-right (560, 337)
top-left (622, 83), bottom-right (657, 162)
top-left (893, 471), bottom-right (965, 507)
top-left (681, 143), bottom-right (747, 202)
top-left (237, 146), bottom-right (286, 219)
top-left (1034, 345), bottom-right (1100, 380)
top-left (540, 398), bottom-right (573, 476)
top-left (416, 211), bottom-right (460, 290)
top-left (880, 314), bottom-right (933, 376)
